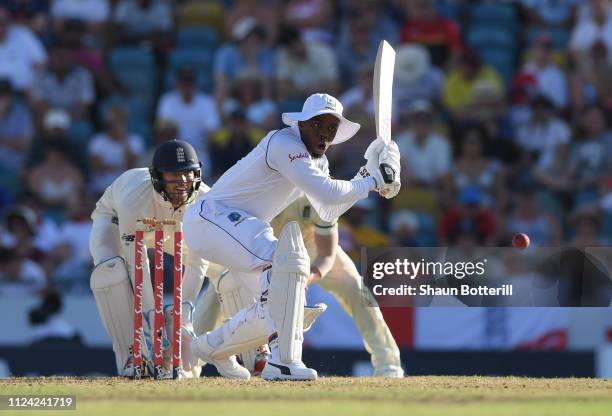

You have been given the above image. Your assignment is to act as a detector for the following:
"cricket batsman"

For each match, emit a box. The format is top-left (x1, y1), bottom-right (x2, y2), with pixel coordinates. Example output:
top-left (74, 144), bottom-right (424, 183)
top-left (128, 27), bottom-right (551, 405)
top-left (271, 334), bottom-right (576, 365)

top-left (183, 93), bottom-right (402, 380)
top-left (194, 194), bottom-right (404, 377)
top-left (89, 140), bottom-right (224, 378)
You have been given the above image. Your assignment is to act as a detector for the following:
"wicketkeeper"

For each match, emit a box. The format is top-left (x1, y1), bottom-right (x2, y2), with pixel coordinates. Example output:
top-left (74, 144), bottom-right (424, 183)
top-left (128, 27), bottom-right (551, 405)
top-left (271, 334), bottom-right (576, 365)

top-left (89, 140), bottom-right (222, 378)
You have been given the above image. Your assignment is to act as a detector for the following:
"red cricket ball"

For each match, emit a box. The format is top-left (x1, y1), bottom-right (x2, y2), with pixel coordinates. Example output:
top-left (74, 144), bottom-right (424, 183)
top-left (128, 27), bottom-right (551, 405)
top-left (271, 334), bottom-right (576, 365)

top-left (512, 233), bottom-right (530, 249)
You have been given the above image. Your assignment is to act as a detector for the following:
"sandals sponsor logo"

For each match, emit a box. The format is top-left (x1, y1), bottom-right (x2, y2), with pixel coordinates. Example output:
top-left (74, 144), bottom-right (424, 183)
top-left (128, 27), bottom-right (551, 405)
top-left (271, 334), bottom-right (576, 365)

top-left (288, 152), bottom-right (309, 162)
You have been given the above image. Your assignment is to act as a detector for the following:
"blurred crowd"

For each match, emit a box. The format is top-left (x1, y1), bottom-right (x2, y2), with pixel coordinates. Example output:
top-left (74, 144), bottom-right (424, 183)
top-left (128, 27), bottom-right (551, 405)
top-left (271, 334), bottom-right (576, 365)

top-left (1, 0), bottom-right (612, 296)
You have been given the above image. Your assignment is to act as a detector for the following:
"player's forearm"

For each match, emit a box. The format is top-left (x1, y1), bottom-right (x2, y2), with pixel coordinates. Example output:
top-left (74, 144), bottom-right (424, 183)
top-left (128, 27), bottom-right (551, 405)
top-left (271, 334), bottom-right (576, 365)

top-left (305, 175), bottom-right (373, 207)
top-left (312, 229), bottom-right (338, 278)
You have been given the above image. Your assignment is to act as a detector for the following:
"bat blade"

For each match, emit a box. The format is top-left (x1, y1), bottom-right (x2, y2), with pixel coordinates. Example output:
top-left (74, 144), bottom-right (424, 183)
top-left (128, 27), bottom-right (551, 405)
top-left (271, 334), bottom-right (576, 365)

top-left (373, 40), bottom-right (395, 144)
top-left (373, 40), bottom-right (396, 184)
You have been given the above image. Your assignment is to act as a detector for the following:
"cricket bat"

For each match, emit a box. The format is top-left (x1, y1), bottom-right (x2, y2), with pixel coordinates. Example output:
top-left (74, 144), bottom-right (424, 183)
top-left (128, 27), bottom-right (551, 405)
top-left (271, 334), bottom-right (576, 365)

top-left (373, 40), bottom-right (396, 184)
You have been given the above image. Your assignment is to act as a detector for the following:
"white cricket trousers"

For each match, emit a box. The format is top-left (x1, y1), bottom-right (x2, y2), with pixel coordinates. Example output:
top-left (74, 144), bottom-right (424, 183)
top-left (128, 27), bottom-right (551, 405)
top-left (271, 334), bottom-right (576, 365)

top-left (183, 200), bottom-right (276, 299)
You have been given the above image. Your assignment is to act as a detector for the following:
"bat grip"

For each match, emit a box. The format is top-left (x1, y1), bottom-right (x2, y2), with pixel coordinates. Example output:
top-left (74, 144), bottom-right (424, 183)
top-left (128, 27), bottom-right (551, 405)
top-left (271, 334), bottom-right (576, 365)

top-left (379, 163), bottom-right (395, 184)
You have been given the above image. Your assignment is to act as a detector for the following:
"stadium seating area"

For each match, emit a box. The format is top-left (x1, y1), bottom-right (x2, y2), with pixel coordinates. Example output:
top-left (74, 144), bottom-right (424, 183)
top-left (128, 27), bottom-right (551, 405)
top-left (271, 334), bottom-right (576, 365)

top-left (1, 0), bottom-right (612, 295)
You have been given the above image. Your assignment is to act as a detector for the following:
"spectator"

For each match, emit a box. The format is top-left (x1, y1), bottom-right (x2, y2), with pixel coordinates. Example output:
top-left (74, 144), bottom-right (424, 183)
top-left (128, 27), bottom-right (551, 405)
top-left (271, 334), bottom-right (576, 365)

top-left (336, 9), bottom-right (378, 91)
top-left (534, 142), bottom-right (574, 207)
top-left (0, 246), bottom-right (46, 295)
top-left (0, 0), bottom-right (49, 30)
top-left (50, 0), bottom-right (110, 29)
top-left (283, 0), bottom-right (335, 44)
top-left (1, 205), bottom-right (48, 269)
top-left (516, 94), bottom-right (571, 171)
top-left (113, 0), bottom-right (173, 45)
top-left (16, 193), bottom-right (63, 254)
top-left (88, 104), bottom-right (144, 194)
top-left (0, 6), bottom-right (46, 92)
top-left (30, 41), bottom-right (95, 122)
top-left (276, 26), bottom-right (340, 102)
top-left (514, 34), bottom-right (568, 109)
top-left (157, 66), bottom-right (220, 170)
top-left (0, 78), bottom-right (33, 173)
top-left (443, 49), bottom-right (504, 122)
top-left (213, 17), bottom-right (274, 110)
top-left (394, 44), bottom-right (444, 112)
top-left (26, 108), bottom-right (84, 172)
top-left (461, 82), bottom-right (522, 168)
top-left (506, 183), bottom-right (562, 246)
top-left (521, 0), bottom-right (578, 29)
top-left (570, 40), bottom-right (612, 112)
top-left (60, 18), bottom-right (115, 96)
top-left (568, 206), bottom-right (606, 246)
top-left (336, 1), bottom-right (398, 89)
top-left (396, 100), bottom-right (451, 187)
top-left (444, 124), bottom-right (506, 210)
top-left (569, 0), bottom-right (612, 65)
top-left (389, 210), bottom-right (420, 246)
top-left (225, 0), bottom-right (282, 45)
top-left (223, 70), bottom-right (277, 130)
top-left (399, 0), bottom-right (461, 69)
top-left (208, 109), bottom-right (263, 179)
top-left (568, 104), bottom-right (612, 199)
top-left (28, 290), bottom-right (82, 343)
top-left (438, 186), bottom-right (497, 246)
top-left (137, 118), bottom-right (178, 167)
top-left (50, 196), bottom-right (93, 283)
top-left (340, 63), bottom-right (376, 120)
top-left (509, 72), bottom-right (539, 131)
top-left (24, 141), bottom-right (85, 211)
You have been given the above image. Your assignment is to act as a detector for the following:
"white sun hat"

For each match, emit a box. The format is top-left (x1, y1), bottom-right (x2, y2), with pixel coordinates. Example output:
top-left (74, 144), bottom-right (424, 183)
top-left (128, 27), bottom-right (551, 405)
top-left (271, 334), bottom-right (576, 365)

top-left (282, 93), bottom-right (361, 145)
top-left (395, 44), bottom-right (430, 85)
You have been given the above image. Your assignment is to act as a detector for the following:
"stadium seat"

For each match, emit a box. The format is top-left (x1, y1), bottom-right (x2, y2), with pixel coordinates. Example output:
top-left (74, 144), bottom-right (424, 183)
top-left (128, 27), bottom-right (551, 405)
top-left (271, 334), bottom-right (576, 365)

top-left (109, 46), bottom-right (154, 69)
top-left (176, 27), bottom-right (220, 49)
top-left (467, 26), bottom-right (516, 50)
top-left (436, 0), bottom-right (459, 19)
top-left (68, 120), bottom-right (94, 145)
top-left (108, 47), bottom-right (157, 98)
top-left (470, 4), bottom-right (517, 29)
top-left (167, 47), bottom-right (214, 71)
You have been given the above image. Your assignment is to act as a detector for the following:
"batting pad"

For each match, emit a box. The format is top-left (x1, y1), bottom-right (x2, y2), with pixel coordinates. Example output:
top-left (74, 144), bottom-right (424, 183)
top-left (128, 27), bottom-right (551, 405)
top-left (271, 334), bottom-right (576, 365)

top-left (90, 256), bottom-right (138, 375)
top-left (216, 270), bottom-right (261, 372)
top-left (269, 221), bottom-right (311, 362)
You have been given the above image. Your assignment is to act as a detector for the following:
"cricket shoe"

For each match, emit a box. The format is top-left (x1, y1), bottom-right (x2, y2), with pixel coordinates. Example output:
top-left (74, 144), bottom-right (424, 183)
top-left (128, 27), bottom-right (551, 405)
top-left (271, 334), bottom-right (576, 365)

top-left (374, 366), bottom-right (404, 378)
top-left (189, 333), bottom-right (250, 380)
top-left (261, 358), bottom-right (317, 381)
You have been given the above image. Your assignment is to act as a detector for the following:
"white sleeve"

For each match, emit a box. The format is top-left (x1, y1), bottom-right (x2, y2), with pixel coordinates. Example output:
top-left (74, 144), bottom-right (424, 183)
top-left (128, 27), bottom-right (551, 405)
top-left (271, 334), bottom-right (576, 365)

top-left (202, 97), bottom-right (221, 131)
top-left (20, 27), bottom-right (47, 65)
top-left (267, 137), bottom-right (374, 222)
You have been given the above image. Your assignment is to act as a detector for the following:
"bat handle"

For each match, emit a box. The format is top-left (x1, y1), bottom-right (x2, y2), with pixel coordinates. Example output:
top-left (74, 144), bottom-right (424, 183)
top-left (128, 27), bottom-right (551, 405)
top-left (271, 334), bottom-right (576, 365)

top-left (379, 163), bottom-right (395, 184)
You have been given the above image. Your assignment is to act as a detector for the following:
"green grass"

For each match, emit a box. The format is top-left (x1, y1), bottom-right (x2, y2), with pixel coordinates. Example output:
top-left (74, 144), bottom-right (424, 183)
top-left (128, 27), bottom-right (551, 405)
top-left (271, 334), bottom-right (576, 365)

top-left (1, 376), bottom-right (611, 416)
